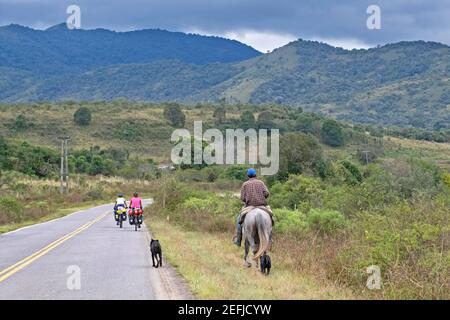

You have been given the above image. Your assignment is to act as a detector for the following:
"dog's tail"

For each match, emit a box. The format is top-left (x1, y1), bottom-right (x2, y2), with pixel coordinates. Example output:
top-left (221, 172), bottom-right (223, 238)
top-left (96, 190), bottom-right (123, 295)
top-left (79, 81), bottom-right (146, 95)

top-left (254, 212), bottom-right (270, 260)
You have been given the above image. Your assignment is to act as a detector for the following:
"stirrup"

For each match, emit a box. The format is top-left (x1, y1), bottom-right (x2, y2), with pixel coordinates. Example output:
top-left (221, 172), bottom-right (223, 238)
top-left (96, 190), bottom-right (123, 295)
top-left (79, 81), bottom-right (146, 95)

top-left (232, 235), bottom-right (242, 247)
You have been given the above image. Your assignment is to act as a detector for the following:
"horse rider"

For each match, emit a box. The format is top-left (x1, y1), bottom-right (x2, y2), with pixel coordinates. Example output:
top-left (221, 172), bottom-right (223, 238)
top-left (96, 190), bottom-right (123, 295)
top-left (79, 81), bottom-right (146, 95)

top-left (233, 168), bottom-right (273, 247)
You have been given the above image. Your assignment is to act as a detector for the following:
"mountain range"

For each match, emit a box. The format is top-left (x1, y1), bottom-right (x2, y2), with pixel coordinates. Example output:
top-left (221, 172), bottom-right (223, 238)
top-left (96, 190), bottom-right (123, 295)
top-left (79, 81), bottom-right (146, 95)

top-left (1, 24), bottom-right (449, 130)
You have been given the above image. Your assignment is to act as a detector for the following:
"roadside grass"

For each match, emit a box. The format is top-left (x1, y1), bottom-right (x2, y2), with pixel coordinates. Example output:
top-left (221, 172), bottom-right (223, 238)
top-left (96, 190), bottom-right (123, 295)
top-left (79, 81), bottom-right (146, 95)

top-left (0, 173), bottom-right (156, 233)
top-left (0, 200), bottom-right (105, 234)
top-left (148, 218), bottom-right (357, 300)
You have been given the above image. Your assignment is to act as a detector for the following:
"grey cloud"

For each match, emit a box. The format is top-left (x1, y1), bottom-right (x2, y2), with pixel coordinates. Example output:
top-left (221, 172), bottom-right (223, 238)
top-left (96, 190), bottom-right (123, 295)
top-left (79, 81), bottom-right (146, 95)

top-left (0, 0), bottom-right (449, 46)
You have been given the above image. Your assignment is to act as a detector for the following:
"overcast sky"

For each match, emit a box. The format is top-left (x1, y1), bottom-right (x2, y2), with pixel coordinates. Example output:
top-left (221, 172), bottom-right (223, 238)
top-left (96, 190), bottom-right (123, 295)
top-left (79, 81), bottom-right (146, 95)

top-left (1, 0), bottom-right (449, 52)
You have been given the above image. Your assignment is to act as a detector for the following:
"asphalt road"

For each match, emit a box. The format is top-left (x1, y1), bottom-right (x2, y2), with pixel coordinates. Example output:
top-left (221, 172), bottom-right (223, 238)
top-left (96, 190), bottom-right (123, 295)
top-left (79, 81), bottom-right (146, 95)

top-left (0, 199), bottom-right (174, 300)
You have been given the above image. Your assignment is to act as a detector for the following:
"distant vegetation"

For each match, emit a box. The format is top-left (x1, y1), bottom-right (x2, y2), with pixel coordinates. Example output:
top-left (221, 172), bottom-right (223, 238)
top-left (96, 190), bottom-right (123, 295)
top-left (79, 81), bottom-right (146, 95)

top-left (74, 107), bottom-right (92, 126)
top-left (0, 23), bottom-right (260, 76)
top-left (1, 27), bottom-right (449, 131)
top-left (163, 103), bottom-right (186, 128)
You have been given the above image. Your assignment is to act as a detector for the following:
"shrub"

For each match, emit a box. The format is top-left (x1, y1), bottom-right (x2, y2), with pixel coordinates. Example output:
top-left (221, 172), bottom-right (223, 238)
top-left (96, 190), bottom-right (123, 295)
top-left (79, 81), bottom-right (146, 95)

top-left (163, 103), bottom-right (185, 127)
top-left (270, 175), bottom-right (324, 212)
top-left (0, 196), bottom-right (24, 224)
top-left (306, 208), bottom-right (346, 234)
top-left (443, 173), bottom-right (450, 188)
top-left (273, 208), bottom-right (307, 235)
top-left (218, 165), bottom-right (248, 181)
top-left (73, 107), bottom-right (92, 126)
top-left (277, 133), bottom-right (323, 181)
top-left (12, 115), bottom-right (34, 131)
top-left (337, 201), bottom-right (450, 298)
top-left (213, 107), bottom-right (226, 125)
top-left (321, 119), bottom-right (345, 147)
top-left (295, 113), bottom-right (321, 134)
top-left (256, 111), bottom-right (275, 129)
top-left (240, 111), bottom-right (256, 129)
top-left (339, 160), bottom-right (363, 186)
top-left (182, 196), bottom-right (218, 215)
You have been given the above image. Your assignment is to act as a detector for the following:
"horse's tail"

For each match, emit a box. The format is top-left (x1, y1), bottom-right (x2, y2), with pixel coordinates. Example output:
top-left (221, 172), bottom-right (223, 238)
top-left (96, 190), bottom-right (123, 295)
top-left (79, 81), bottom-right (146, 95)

top-left (254, 211), bottom-right (270, 260)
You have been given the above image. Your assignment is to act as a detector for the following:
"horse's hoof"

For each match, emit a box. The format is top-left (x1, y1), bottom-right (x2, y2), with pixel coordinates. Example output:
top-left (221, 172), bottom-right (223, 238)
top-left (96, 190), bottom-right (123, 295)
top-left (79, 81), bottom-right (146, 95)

top-left (244, 262), bottom-right (251, 268)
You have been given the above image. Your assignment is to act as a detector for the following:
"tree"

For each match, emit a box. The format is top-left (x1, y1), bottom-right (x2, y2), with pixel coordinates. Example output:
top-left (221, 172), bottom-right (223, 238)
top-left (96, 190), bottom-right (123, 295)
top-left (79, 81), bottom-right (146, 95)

top-left (240, 111), bottom-right (256, 129)
top-left (277, 133), bottom-right (323, 181)
top-left (257, 111), bottom-right (275, 129)
top-left (14, 115), bottom-right (33, 131)
top-left (74, 107), bottom-right (92, 126)
top-left (213, 107), bottom-right (226, 125)
top-left (295, 114), bottom-right (320, 135)
top-left (163, 103), bottom-right (185, 128)
top-left (321, 119), bottom-right (344, 147)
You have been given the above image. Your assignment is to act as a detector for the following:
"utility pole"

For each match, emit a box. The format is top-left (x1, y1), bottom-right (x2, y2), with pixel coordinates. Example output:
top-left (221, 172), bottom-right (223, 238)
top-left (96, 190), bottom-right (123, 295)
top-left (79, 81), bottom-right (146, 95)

top-left (361, 150), bottom-right (370, 165)
top-left (158, 164), bottom-right (173, 209)
top-left (59, 136), bottom-right (71, 194)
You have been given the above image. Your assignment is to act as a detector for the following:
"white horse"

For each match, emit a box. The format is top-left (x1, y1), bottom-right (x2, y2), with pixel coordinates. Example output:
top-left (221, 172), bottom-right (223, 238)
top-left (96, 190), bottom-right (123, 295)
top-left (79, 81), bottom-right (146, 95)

top-left (242, 208), bottom-right (272, 268)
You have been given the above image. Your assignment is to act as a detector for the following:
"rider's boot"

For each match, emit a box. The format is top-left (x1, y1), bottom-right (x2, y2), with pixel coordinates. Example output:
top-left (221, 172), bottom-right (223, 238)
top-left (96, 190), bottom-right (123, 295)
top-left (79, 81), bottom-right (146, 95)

top-left (232, 223), bottom-right (242, 247)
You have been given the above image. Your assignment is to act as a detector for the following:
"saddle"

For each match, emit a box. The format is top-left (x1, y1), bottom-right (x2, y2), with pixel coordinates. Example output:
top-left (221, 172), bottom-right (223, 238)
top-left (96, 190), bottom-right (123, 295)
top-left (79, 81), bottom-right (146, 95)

top-left (239, 206), bottom-right (275, 226)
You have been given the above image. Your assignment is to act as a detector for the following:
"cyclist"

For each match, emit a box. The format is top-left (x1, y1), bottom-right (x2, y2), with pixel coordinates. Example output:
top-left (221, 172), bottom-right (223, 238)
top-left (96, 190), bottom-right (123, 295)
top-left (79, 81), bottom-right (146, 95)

top-left (129, 192), bottom-right (143, 227)
top-left (114, 193), bottom-right (128, 225)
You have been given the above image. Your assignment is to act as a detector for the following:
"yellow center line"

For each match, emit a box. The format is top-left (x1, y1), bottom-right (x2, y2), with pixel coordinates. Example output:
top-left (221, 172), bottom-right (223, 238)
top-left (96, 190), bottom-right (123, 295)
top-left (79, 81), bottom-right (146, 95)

top-left (0, 212), bottom-right (108, 284)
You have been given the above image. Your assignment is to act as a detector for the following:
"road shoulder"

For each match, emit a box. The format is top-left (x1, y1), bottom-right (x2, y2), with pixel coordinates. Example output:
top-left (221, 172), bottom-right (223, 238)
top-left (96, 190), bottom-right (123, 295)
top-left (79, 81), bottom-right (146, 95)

top-left (143, 221), bottom-right (194, 300)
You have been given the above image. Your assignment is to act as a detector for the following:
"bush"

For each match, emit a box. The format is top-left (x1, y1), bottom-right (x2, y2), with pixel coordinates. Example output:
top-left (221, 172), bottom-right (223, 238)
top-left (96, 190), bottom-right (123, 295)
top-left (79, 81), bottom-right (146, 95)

top-left (163, 103), bottom-right (185, 127)
top-left (339, 160), bottom-right (363, 186)
top-left (270, 175), bottom-right (324, 212)
top-left (257, 111), bottom-right (275, 129)
top-left (337, 201), bottom-right (450, 298)
top-left (182, 196), bottom-right (218, 215)
top-left (74, 107), bottom-right (92, 126)
top-left (306, 208), bottom-right (346, 234)
top-left (277, 133), bottom-right (323, 181)
top-left (273, 208), bottom-right (307, 235)
top-left (12, 115), bottom-right (34, 131)
top-left (240, 111), bottom-right (256, 129)
top-left (443, 173), bottom-right (450, 188)
top-left (213, 107), bottom-right (226, 125)
top-left (295, 113), bottom-right (321, 135)
top-left (218, 165), bottom-right (248, 181)
top-left (321, 119), bottom-right (345, 147)
top-left (0, 196), bottom-right (24, 224)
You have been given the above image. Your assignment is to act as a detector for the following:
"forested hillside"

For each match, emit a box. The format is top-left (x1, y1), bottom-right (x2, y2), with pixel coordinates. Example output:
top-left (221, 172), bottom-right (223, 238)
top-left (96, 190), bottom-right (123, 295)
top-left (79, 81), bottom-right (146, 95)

top-left (0, 23), bottom-right (261, 76)
top-left (1, 25), bottom-right (449, 130)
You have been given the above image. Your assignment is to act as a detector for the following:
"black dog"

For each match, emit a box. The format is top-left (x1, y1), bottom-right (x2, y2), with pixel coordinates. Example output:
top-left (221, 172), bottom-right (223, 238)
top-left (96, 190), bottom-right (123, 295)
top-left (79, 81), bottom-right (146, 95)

top-left (260, 254), bottom-right (271, 275)
top-left (150, 239), bottom-right (162, 268)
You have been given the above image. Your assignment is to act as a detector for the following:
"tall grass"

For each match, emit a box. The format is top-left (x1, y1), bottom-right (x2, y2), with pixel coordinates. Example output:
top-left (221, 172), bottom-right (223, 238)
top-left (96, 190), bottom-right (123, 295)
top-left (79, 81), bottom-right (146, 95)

top-left (149, 172), bottom-right (450, 299)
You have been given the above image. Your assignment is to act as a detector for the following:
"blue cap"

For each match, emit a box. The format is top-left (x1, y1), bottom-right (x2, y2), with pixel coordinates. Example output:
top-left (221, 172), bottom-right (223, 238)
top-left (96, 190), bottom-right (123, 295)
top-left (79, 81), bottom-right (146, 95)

top-left (247, 168), bottom-right (257, 177)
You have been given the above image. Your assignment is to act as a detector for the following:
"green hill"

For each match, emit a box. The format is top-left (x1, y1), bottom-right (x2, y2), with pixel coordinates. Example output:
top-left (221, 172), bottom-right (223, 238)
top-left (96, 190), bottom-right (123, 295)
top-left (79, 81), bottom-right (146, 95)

top-left (0, 23), bottom-right (261, 76)
top-left (1, 28), bottom-right (450, 130)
